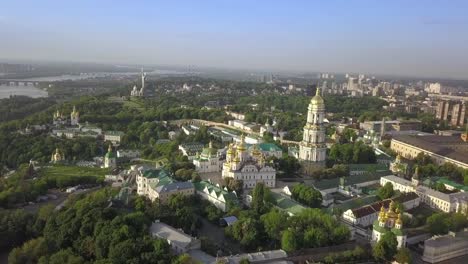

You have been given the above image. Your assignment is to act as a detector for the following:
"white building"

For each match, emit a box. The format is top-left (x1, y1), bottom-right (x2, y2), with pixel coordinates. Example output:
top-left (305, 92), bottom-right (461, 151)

top-left (380, 174), bottom-right (468, 213)
top-left (192, 142), bottom-right (223, 173)
top-left (222, 135), bottom-right (276, 189)
top-left (194, 181), bottom-right (238, 212)
top-left (342, 193), bottom-right (420, 227)
top-left (150, 221), bottom-right (201, 254)
top-left (117, 149), bottom-right (140, 159)
top-left (136, 169), bottom-right (194, 204)
top-left (104, 131), bottom-right (125, 144)
top-left (298, 88), bottom-right (327, 175)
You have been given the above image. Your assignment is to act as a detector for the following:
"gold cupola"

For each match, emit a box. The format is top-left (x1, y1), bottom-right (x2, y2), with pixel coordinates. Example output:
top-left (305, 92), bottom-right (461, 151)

top-left (310, 88), bottom-right (325, 107)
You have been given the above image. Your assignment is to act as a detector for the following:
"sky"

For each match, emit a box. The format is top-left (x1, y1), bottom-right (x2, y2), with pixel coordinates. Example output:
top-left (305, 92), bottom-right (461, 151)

top-left (0, 0), bottom-right (468, 79)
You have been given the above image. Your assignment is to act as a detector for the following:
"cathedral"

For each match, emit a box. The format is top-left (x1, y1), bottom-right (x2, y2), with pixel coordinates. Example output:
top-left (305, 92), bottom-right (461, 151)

top-left (51, 148), bottom-right (65, 163)
top-left (52, 106), bottom-right (80, 126)
top-left (193, 141), bottom-right (223, 173)
top-left (298, 88), bottom-right (327, 175)
top-left (222, 135), bottom-right (276, 189)
top-left (130, 69), bottom-right (148, 97)
top-left (53, 110), bottom-right (67, 126)
top-left (372, 201), bottom-right (406, 248)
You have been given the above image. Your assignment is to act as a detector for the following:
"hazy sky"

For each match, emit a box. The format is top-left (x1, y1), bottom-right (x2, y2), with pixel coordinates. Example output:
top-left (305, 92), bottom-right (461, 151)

top-left (1, 0), bottom-right (468, 78)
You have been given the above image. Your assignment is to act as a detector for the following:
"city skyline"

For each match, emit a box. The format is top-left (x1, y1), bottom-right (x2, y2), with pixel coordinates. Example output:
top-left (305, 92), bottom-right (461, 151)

top-left (1, 0), bottom-right (468, 79)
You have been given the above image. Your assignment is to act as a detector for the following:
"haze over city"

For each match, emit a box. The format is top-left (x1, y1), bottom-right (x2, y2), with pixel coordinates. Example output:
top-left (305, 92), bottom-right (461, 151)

top-left (1, 0), bottom-right (468, 79)
top-left (2, 1), bottom-right (468, 264)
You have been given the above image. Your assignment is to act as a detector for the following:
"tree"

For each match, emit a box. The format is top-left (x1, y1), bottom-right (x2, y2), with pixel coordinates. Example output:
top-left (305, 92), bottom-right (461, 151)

top-left (281, 229), bottom-right (298, 253)
top-left (447, 213), bottom-right (468, 232)
top-left (377, 182), bottom-right (394, 200)
top-left (276, 156), bottom-right (301, 175)
top-left (427, 213), bottom-right (449, 235)
top-left (251, 183), bottom-right (274, 214)
top-left (395, 248), bottom-right (412, 264)
top-left (225, 218), bottom-right (262, 249)
top-left (239, 258), bottom-right (250, 264)
top-left (291, 184), bottom-right (323, 207)
top-left (435, 182), bottom-right (447, 192)
top-left (260, 209), bottom-right (288, 241)
top-left (8, 237), bottom-right (48, 264)
top-left (372, 231), bottom-right (398, 261)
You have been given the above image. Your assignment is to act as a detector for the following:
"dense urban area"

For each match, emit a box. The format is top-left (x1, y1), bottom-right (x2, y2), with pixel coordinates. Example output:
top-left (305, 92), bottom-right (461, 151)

top-left (1, 62), bottom-right (468, 264)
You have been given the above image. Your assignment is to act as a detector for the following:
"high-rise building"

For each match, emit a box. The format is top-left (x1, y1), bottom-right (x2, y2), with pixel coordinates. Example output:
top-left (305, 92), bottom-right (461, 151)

top-left (451, 102), bottom-right (467, 127)
top-left (436, 101), bottom-right (467, 127)
top-left (298, 88), bottom-right (327, 175)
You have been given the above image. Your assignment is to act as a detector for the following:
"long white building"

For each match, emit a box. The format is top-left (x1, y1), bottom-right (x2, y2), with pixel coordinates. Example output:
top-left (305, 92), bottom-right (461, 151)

top-left (380, 174), bottom-right (468, 213)
top-left (222, 135), bottom-right (276, 189)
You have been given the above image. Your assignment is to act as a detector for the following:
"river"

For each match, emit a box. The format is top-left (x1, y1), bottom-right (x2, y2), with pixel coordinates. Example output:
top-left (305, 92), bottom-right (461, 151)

top-left (0, 84), bottom-right (48, 99)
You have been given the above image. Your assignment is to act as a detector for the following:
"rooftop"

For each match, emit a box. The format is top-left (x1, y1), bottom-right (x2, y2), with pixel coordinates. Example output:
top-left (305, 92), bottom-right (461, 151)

top-left (424, 230), bottom-right (468, 248)
top-left (156, 181), bottom-right (194, 193)
top-left (392, 135), bottom-right (468, 164)
top-left (271, 192), bottom-right (307, 215)
top-left (257, 143), bottom-right (283, 152)
top-left (194, 181), bottom-right (238, 203)
top-left (150, 221), bottom-right (196, 249)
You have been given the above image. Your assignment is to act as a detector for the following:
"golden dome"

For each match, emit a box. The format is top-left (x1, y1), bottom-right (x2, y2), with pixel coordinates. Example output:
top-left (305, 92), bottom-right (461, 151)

top-left (310, 88), bottom-right (324, 106)
top-left (396, 213), bottom-right (403, 226)
top-left (237, 135), bottom-right (247, 151)
top-left (252, 144), bottom-right (261, 156)
top-left (378, 206), bottom-right (387, 221)
top-left (227, 144), bottom-right (234, 155)
top-left (386, 201), bottom-right (397, 219)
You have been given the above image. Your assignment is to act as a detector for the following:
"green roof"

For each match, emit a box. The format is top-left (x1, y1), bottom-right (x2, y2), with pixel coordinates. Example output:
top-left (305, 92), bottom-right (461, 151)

top-left (194, 181), bottom-right (238, 203)
top-left (437, 178), bottom-right (468, 192)
top-left (105, 151), bottom-right (116, 158)
top-left (312, 172), bottom-right (389, 191)
top-left (349, 163), bottom-right (388, 171)
top-left (332, 195), bottom-right (379, 212)
top-left (271, 192), bottom-right (307, 215)
top-left (201, 147), bottom-right (217, 157)
top-left (372, 221), bottom-right (405, 236)
top-left (143, 169), bottom-right (172, 180)
top-left (258, 143), bottom-right (282, 152)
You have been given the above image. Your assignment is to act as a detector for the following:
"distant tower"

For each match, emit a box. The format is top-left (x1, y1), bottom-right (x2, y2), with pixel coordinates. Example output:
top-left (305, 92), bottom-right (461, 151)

top-left (141, 68), bottom-right (146, 91)
top-left (299, 88), bottom-right (327, 175)
top-left (412, 166), bottom-right (421, 186)
top-left (70, 105), bottom-right (80, 126)
top-left (104, 143), bottom-right (117, 169)
top-left (380, 117), bottom-right (386, 140)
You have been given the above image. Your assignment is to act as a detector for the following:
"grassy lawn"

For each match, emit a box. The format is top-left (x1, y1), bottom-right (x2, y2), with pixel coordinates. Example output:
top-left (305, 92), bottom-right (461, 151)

top-left (42, 165), bottom-right (110, 178)
top-left (123, 98), bottom-right (145, 111)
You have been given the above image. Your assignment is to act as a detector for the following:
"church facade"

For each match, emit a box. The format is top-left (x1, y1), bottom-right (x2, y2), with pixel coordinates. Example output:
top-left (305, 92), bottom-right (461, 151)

top-left (298, 88), bottom-right (327, 175)
top-left (222, 135), bottom-right (276, 189)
